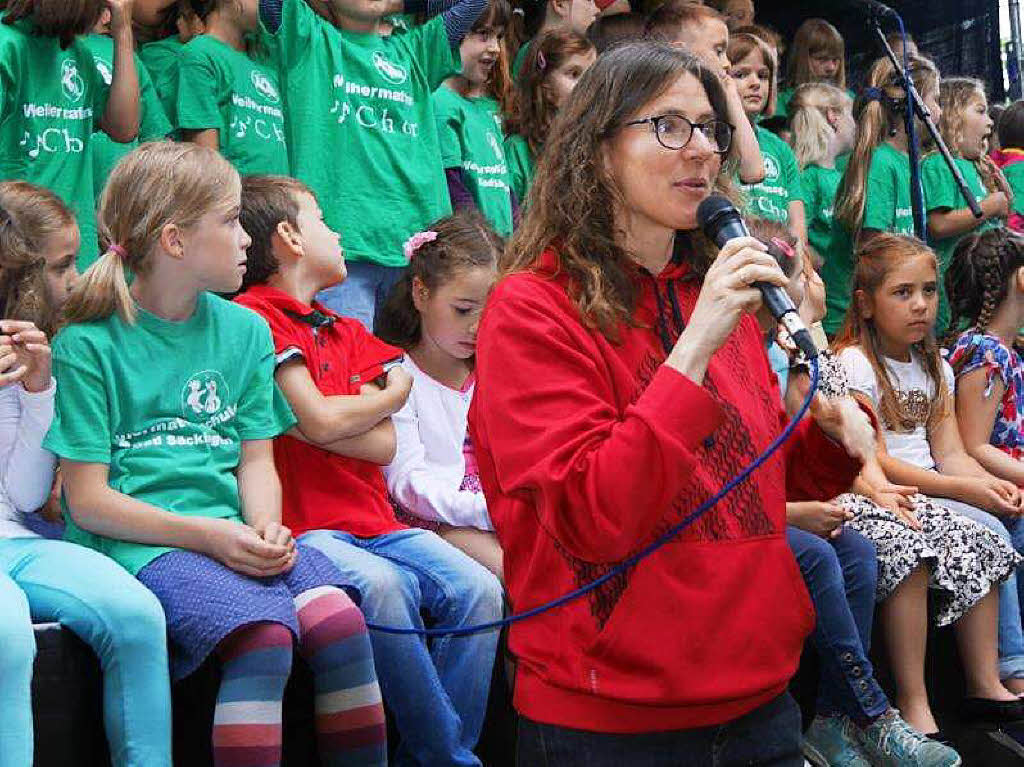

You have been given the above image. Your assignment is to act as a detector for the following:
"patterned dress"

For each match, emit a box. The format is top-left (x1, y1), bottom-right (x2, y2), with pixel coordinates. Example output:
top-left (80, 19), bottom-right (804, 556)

top-left (949, 332), bottom-right (1024, 462)
top-left (809, 351), bottom-right (1022, 625)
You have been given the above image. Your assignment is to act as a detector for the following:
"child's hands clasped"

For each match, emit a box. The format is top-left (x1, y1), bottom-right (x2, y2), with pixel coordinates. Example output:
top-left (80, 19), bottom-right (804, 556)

top-left (870, 482), bottom-right (922, 530)
top-left (0, 320), bottom-right (52, 392)
top-left (788, 501), bottom-right (854, 539)
top-left (959, 476), bottom-right (1023, 517)
top-left (201, 518), bottom-right (296, 578)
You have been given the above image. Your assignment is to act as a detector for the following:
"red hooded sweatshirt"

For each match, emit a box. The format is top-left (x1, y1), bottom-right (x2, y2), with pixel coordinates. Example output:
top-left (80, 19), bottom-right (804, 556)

top-left (468, 246), bottom-right (862, 734)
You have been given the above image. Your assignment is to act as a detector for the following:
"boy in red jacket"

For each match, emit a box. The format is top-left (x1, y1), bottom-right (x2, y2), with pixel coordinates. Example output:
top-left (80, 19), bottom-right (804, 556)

top-left (234, 175), bottom-right (503, 767)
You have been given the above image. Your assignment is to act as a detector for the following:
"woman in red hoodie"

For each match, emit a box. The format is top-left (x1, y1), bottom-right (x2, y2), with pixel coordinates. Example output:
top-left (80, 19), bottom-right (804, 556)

top-left (468, 42), bottom-right (871, 765)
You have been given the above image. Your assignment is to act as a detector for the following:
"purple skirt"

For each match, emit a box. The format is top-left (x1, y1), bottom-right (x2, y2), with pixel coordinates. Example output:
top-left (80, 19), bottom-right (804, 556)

top-left (137, 543), bottom-right (354, 680)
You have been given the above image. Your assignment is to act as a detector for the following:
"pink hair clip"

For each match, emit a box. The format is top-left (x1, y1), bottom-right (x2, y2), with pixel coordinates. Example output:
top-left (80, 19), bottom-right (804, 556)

top-left (537, 51), bottom-right (547, 72)
top-left (770, 237), bottom-right (796, 259)
top-left (403, 230), bottom-right (438, 261)
top-left (108, 243), bottom-right (128, 260)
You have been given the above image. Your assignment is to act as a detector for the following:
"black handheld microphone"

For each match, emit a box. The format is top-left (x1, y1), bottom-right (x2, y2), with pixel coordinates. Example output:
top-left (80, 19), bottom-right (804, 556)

top-left (696, 196), bottom-right (818, 360)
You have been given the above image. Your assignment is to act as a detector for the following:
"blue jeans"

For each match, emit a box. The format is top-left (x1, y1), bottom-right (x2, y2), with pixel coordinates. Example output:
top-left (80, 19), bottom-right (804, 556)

top-left (515, 691), bottom-right (803, 767)
top-left (0, 537), bottom-right (171, 766)
top-left (787, 526), bottom-right (889, 724)
top-left (299, 528), bottom-right (503, 767)
top-left (316, 261), bottom-right (407, 332)
top-left (935, 498), bottom-right (1024, 680)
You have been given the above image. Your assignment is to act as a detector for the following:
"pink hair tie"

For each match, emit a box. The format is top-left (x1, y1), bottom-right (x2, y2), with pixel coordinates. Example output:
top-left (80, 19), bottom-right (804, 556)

top-left (537, 51), bottom-right (547, 72)
top-left (403, 230), bottom-right (438, 261)
top-left (770, 237), bottom-right (796, 259)
top-left (108, 243), bottom-right (128, 261)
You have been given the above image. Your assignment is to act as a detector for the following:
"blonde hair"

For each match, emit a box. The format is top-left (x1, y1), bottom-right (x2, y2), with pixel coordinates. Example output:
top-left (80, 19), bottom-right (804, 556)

top-left (0, 181), bottom-right (76, 334)
top-left (835, 55), bottom-right (939, 239)
top-left (727, 32), bottom-right (777, 119)
top-left (937, 77), bottom-right (997, 192)
top-left (787, 19), bottom-right (846, 89)
top-left (832, 233), bottom-right (948, 431)
top-left (789, 82), bottom-right (851, 169)
top-left (63, 141), bottom-right (239, 326)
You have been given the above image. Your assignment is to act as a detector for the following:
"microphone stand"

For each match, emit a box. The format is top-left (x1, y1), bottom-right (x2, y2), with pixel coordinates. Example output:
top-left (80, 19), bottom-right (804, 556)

top-left (870, 11), bottom-right (983, 241)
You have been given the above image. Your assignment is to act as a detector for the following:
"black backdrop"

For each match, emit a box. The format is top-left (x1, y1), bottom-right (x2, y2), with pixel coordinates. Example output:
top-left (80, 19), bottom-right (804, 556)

top-left (752, 0), bottom-right (1006, 100)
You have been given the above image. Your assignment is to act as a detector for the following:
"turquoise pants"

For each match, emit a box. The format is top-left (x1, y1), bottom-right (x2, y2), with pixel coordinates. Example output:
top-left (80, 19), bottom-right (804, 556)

top-left (0, 537), bottom-right (172, 766)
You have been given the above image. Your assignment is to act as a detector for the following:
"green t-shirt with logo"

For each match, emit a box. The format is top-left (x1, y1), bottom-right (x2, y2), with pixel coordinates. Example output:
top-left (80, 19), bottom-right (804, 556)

top-left (43, 293), bottom-right (296, 575)
top-left (922, 154), bottom-right (1000, 334)
top-left (740, 125), bottom-right (803, 224)
top-left (800, 161), bottom-right (843, 265)
top-left (504, 133), bottom-right (536, 207)
top-left (262, 0), bottom-right (458, 266)
top-left (177, 35), bottom-right (288, 176)
top-left (0, 21), bottom-right (110, 269)
top-left (82, 35), bottom-right (172, 201)
top-left (138, 37), bottom-right (183, 126)
top-left (434, 87), bottom-right (513, 236)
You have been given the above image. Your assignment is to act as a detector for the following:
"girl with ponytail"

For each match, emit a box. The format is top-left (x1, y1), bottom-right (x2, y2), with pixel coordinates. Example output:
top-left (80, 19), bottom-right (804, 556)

top-left (923, 77), bottom-right (1012, 334)
top-left (377, 210), bottom-right (505, 578)
top-left (789, 83), bottom-right (855, 277)
top-left (48, 141), bottom-right (387, 766)
top-left (825, 55), bottom-right (940, 335)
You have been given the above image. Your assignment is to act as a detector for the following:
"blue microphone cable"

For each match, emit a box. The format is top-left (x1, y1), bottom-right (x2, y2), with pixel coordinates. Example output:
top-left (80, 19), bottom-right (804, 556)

top-left (366, 356), bottom-right (822, 638)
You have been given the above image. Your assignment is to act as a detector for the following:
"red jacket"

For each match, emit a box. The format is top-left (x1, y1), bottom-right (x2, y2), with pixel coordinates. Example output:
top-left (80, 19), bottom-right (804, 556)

top-left (468, 247), bottom-right (862, 733)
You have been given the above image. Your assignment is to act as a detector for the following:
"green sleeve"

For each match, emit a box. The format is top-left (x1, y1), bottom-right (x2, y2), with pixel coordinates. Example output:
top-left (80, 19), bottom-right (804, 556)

top-left (433, 90), bottom-right (465, 169)
top-left (1004, 164), bottom-right (1024, 216)
top-left (863, 152), bottom-right (897, 231)
top-left (400, 16), bottom-right (460, 92)
top-left (799, 167), bottom-right (819, 211)
top-left (43, 332), bottom-right (113, 464)
top-left (175, 45), bottom-right (225, 134)
top-left (921, 154), bottom-right (958, 212)
top-left (266, 0), bottom-right (318, 65)
top-left (137, 56), bottom-right (172, 141)
top-left (84, 44), bottom-right (111, 122)
top-left (782, 141), bottom-right (803, 202)
top-left (236, 322), bottom-right (296, 440)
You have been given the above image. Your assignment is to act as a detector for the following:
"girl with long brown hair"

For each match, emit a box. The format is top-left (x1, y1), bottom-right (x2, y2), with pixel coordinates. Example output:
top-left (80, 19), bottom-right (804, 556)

top-left (776, 18), bottom-right (851, 119)
top-left (502, 27), bottom-right (595, 205)
top-left (472, 40), bottom-right (875, 764)
top-left (0, 180), bottom-right (174, 767)
top-left (835, 233), bottom-right (1024, 728)
top-left (434, 0), bottom-right (517, 236)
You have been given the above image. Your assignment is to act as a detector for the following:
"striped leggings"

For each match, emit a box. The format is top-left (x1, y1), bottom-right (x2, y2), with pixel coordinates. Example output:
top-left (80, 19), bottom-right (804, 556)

top-left (212, 586), bottom-right (386, 767)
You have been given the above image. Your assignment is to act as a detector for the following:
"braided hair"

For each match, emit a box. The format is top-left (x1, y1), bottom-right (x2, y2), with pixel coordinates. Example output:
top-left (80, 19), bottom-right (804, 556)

top-left (946, 228), bottom-right (1024, 372)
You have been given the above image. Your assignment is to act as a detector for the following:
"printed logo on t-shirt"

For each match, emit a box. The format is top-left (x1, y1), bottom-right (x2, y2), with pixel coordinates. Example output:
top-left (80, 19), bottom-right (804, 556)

top-left (61, 60), bottom-right (85, 103)
top-left (372, 52), bottom-right (408, 85)
top-left (250, 71), bottom-right (280, 104)
top-left (181, 370), bottom-right (230, 420)
top-left (763, 154), bottom-right (780, 182)
top-left (487, 132), bottom-right (503, 160)
top-left (95, 59), bottom-right (113, 86)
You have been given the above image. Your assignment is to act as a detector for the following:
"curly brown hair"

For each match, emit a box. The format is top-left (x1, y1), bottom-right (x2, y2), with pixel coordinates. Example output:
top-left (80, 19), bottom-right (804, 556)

top-left (0, 183), bottom-right (58, 334)
top-left (504, 41), bottom-right (737, 341)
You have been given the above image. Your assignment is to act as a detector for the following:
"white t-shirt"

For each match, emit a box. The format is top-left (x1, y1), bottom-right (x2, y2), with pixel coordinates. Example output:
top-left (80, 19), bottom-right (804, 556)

top-left (838, 346), bottom-right (954, 470)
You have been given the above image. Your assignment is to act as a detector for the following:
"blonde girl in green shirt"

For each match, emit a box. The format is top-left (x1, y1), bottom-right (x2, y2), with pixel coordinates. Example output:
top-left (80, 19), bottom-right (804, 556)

top-left (824, 55), bottom-right (941, 334)
top-left (434, 0), bottom-right (516, 235)
top-left (789, 83), bottom-right (854, 276)
top-left (923, 77), bottom-right (1012, 335)
top-left (503, 29), bottom-right (595, 207)
top-left (728, 31), bottom-right (808, 247)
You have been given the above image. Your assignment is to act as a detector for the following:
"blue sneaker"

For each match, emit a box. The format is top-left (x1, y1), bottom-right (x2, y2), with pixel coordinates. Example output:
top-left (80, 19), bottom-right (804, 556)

top-left (803, 715), bottom-right (871, 767)
top-left (855, 709), bottom-right (962, 766)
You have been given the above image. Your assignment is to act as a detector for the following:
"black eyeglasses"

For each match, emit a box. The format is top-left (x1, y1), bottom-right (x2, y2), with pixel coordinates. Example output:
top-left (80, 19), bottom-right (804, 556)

top-left (624, 114), bottom-right (734, 154)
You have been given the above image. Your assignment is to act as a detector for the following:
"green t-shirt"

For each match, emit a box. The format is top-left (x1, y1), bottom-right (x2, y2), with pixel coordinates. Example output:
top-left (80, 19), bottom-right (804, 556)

top-left (138, 37), bottom-right (183, 126)
top-left (922, 154), bottom-right (1000, 334)
top-left (434, 87), bottom-right (513, 236)
top-left (1001, 157), bottom-right (1024, 216)
top-left (263, 0), bottom-right (458, 266)
top-left (176, 35), bottom-right (288, 176)
top-left (800, 161), bottom-right (843, 265)
top-left (0, 21), bottom-right (109, 269)
top-left (822, 143), bottom-right (916, 334)
top-left (43, 293), bottom-right (295, 575)
top-left (740, 125), bottom-right (803, 224)
top-left (82, 35), bottom-right (172, 201)
top-left (504, 133), bottom-right (536, 207)
top-left (512, 39), bottom-right (529, 80)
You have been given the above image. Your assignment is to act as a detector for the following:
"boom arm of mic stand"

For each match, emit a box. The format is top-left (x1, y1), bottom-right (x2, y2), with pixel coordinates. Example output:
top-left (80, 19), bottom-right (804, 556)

top-left (870, 18), bottom-right (984, 228)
